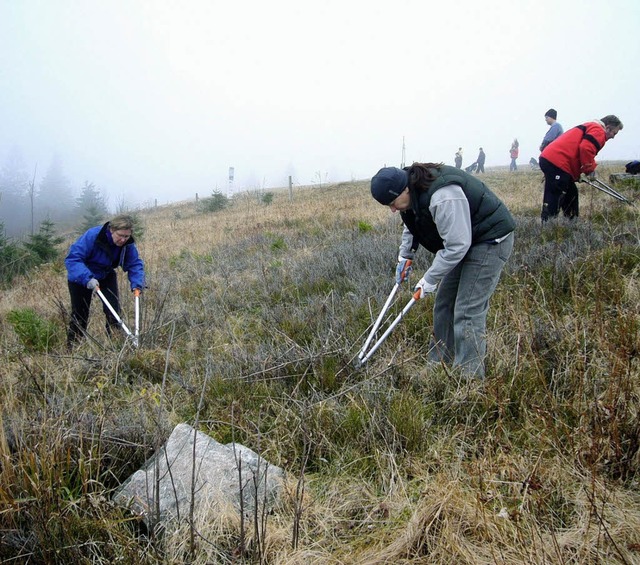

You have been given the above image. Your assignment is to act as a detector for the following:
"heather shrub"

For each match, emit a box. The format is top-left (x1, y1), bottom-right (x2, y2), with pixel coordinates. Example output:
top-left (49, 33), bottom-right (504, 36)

top-left (2, 168), bottom-right (640, 563)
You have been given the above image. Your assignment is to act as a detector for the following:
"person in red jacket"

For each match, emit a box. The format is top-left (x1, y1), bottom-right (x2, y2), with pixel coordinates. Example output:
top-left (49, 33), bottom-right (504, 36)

top-left (539, 115), bottom-right (623, 222)
top-left (509, 139), bottom-right (519, 171)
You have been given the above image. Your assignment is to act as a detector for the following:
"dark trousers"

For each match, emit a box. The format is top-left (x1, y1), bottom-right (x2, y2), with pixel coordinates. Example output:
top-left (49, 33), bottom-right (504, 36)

top-left (477, 162), bottom-right (485, 173)
top-left (67, 270), bottom-right (121, 345)
top-left (540, 156), bottom-right (579, 222)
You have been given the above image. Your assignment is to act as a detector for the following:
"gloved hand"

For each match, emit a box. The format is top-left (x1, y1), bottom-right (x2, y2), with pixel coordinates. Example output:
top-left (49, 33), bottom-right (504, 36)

top-left (86, 278), bottom-right (99, 290)
top-left (395, 258), bottom-right (413, 284)
top-left (414, 277), bottom-right (437, 299)
top-left (587, 171), bottom-right (596, 180)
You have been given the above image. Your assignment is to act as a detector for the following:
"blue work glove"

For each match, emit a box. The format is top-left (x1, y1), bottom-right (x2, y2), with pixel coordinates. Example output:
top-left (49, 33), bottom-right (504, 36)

top-left (86, 278), bottom-right (99, 291)
top-left (395, 258), bottom-right (413, 284)
top-left (414, 276), bottom-right (438, 299)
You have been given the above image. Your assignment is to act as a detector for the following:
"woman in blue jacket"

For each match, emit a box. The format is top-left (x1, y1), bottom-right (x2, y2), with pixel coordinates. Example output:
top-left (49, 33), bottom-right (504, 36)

top-left (65, 214), bottom-right (145, 347)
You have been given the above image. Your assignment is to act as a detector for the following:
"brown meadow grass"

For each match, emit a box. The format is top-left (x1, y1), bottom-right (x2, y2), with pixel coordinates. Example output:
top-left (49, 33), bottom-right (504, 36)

top-left (1, 163), bottom-right (640, 563)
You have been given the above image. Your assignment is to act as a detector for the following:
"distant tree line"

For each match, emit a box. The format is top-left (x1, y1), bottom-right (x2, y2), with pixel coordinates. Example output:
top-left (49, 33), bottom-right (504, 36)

top-left (0, 147), bottom-right (146, 287)
top-left (0, 147), bottom-right (110, 239)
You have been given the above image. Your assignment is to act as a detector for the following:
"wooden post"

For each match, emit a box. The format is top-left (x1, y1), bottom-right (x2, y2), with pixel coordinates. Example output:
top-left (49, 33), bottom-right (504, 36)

top-left (288, 176), bottom-right (293, 201)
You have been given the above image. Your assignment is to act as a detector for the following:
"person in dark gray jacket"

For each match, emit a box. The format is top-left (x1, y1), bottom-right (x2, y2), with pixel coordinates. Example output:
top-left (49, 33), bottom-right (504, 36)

top-left (370, 163), bottom-right (515, 377)
top-left (476, 147), bottom-right (486, 173)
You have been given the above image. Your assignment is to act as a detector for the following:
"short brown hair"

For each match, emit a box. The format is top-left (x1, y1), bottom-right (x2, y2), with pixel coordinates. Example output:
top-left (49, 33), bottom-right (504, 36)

top-left (109, 214), bottom-right (134, 232)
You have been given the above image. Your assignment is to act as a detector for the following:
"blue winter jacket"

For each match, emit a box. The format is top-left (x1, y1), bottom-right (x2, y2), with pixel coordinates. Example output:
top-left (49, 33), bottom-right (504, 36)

top-left (65, 222), bottom-right (145, 290)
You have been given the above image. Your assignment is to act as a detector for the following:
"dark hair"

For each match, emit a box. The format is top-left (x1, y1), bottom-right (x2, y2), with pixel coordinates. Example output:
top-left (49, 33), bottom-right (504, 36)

top-left (407, 162), bottom-right (444, 193)
top-left (601, 115), bottom-right (623, 129)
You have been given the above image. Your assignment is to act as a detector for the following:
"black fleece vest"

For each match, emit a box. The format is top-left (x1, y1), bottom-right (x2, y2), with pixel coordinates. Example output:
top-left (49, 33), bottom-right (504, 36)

top-left (400, 166), bottom-right (515, 253)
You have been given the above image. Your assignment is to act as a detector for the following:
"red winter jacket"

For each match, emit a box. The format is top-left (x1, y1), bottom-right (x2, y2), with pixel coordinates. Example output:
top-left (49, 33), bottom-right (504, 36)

top-left (540, 120), bottom-right (607, 180)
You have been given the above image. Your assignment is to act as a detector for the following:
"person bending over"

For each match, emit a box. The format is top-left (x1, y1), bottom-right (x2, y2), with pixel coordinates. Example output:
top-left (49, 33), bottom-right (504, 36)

top-left (370, 163), bottom-right (515, 377)
top-left (65, 214), bottom-right (145, 347)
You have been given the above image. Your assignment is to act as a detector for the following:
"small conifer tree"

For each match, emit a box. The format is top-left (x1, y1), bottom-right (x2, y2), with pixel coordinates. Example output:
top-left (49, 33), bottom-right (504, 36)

top-left (23, 219), bottom-right (64, 264)
top-left (78, 205), bottom-right (106, 233)
top-left (199, 190), bottom-right (229, 213)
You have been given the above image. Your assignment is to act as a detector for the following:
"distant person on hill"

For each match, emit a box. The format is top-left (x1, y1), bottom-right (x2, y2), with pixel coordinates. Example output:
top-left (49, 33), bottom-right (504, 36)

top-left (539, 108), bottom-right (564, 152)
top-left (476, 147), bottom-right (486, 173)
top-left (65, 214), bottom-right (145, 348)
top-left (454, 147), bottom-right (463, 169)
top-left (509, 139), bottom-right (519, 171)
top-left (370, 163), bottom-right (515, 378)
top-left (539, 115), bottom-right (623, 222)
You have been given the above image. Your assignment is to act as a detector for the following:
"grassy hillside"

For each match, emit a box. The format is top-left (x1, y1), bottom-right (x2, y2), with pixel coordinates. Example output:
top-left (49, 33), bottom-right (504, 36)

top-left (2, 164), bottom-right (640, 563)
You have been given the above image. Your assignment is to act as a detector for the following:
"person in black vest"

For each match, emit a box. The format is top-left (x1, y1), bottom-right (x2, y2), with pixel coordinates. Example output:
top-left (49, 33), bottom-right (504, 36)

top-left (370, 163), bottom-right (515, 377)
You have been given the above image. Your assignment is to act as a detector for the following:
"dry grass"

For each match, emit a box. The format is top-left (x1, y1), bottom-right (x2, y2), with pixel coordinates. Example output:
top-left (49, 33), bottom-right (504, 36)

top-left (142, 182), bottom-right (389, 260)
top-left (1, 163), bottom-right (640, 563)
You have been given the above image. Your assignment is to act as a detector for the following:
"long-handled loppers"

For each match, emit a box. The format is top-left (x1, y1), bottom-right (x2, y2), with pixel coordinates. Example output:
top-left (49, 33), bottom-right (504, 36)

top-left (357, 282), bottom-right (400, 362)
top-left (133, 288), bottom-right (141, 347)
top-left (580, 176), bottom-right (635, 206)
top-left (95, 287), bottom-right (138, 347)
top-left (356, 287), bottom-right (423, 367)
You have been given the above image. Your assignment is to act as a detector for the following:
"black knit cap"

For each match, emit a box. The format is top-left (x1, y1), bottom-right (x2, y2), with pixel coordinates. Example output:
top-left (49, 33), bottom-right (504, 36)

top-left (545, 108), bottom-right (557, 119)
top-left (370, 167), bottom-right (408, 205)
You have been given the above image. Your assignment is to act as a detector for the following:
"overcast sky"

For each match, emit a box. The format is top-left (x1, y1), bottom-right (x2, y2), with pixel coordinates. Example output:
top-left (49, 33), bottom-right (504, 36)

top-left (1, 0), bottom-right (639, 207)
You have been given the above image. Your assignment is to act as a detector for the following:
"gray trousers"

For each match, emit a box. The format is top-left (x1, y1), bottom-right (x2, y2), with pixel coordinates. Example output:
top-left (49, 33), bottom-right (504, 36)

top-left (429, 233), bottom-right (513, 377)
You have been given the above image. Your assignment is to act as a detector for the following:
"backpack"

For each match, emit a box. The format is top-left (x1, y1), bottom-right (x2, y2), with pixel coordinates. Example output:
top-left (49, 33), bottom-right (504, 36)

top-left (625, 160), bottom-right (640, 174)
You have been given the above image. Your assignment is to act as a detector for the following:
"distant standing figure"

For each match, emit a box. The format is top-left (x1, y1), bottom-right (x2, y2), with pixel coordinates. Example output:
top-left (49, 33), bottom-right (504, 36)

top-left (539, 115), bottom-right (623, 222)
top-left (509, 139), bottom-right (519, 172)
top-left (65, 214), bottom-right (145, 347)
top-left (454, 147), bottom-right (463, 169)
top-left (539, 108), bottom-right (564, 152)
top-left (476, 147), bottom-right (486, 173)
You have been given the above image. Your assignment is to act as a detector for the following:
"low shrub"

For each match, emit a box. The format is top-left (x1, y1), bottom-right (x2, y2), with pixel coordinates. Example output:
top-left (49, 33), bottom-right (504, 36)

top-left (7, 308), bottom-right (62, 352)
top-left (199, 190), bottom-right (229, 213)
